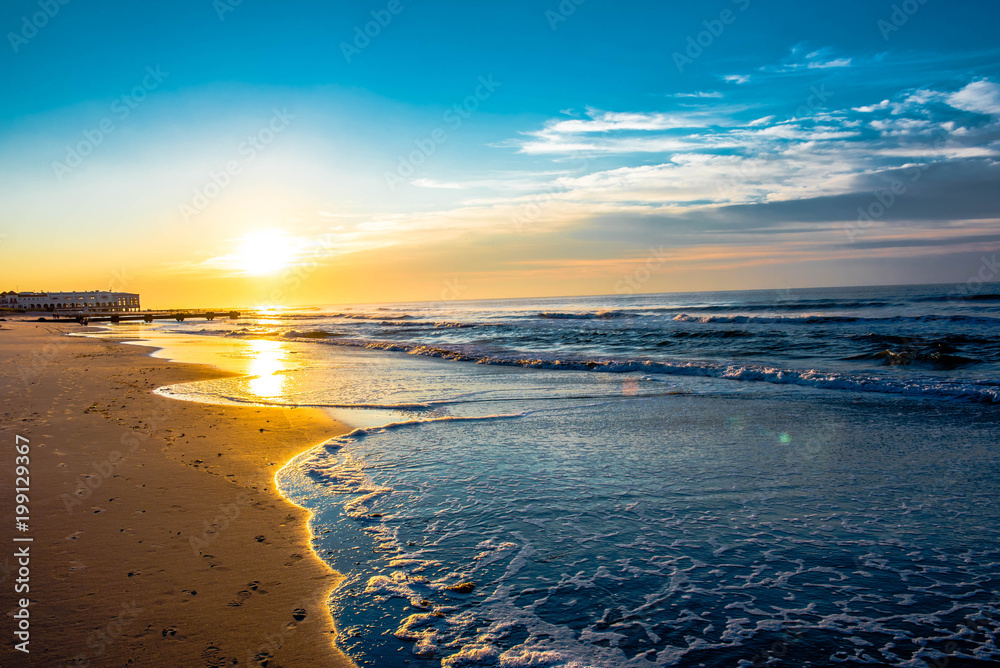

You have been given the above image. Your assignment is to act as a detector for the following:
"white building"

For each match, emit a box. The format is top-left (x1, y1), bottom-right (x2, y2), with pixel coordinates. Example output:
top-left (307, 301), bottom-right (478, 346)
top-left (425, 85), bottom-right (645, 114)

top-left (0, 290), bottom-right (141, 313)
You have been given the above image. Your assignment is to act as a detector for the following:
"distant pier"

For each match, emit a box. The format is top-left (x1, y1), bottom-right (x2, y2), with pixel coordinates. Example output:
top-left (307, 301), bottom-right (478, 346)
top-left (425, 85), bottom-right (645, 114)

top-left (66, 310), bottom-right (241, 325)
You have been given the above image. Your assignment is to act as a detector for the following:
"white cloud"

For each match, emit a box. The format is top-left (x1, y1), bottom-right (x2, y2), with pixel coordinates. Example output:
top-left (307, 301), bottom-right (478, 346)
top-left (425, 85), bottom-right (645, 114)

top-left (875, 146), bottom-right (998, 160)
top-left (808, 57), bottom-right (852, 69)
top-left (853, 100), bottom-right (889, 113)
top-left (514, 108), bottom-right (743, 155)
top-left (891, 90), bottom-right (939, 114)
top-left (544, 110), bottom-right (702, 133)
top-left (752, 124), bottom-right (859, 140)
top-left (723, 74), bottom-right (750, 85)
top-left (672, 91), bottom-right (724, 99)
top-left (519, 135), bottom-right (737, 155)
top-left (411, 174), bottom-right (568, 191)
top-left (412, 178), bottom-right (467, 189)
top-left (947, 79), bottom-right (1000, 116)
top-left (853, 89), bottom-right (943, 117)
top-left (534, 143), bottom-right (870, 209)
top-left (869, 118), bottom-right (934, 136)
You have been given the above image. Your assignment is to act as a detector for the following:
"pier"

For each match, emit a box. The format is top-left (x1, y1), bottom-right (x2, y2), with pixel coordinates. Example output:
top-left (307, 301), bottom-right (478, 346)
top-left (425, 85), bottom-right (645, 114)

top-left (65, 310), bottom-right (241, 325)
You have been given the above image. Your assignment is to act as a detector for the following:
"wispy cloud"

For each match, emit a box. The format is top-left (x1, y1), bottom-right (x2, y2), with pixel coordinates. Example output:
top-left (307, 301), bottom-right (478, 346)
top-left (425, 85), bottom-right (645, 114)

top-left (762, 46), bottom-right (854, 73)
top-left (411, 178), bottom-right (470, 189)
top-left (512, 107), bottom-right (745, 155)
top-left (536, 110), bottom-right (707, 133)
top-left (808, 57), bottom-right (852, 69)
top-left (670, 91), bottom-right (724, 99)
top-left (723, 74), bottom-right (750, 84)
top-left (411, 172), bottom-right (574, 191)
top-left (724, 46), bottom-right (855, 83)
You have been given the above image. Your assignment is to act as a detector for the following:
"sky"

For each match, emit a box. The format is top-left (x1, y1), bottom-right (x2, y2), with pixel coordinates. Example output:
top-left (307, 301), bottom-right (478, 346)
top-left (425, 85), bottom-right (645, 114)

top-left (1, 0), bottom-right (998, 308)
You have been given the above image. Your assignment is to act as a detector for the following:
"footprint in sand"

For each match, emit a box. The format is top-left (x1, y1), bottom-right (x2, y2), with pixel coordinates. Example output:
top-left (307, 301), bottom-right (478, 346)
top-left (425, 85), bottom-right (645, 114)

top-left (227, 590), bottom-right (252, 607)
top-left (200, 644), bottom-right (235, 668)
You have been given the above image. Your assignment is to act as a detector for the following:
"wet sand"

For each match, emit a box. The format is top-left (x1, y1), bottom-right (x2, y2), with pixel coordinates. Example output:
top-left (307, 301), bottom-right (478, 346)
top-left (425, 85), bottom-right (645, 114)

top-left (0, 320), bottom-right (355, 667)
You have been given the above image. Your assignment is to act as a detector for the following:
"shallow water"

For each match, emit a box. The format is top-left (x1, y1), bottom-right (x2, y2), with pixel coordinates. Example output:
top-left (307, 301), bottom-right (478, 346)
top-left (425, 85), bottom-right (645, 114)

top-left (280, 364), bottom-right (1000, 667)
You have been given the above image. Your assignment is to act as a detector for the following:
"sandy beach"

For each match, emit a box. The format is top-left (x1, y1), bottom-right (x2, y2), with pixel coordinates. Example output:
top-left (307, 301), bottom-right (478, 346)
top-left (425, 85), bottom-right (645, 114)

top-left (0, 320), bottom-right (355, 667)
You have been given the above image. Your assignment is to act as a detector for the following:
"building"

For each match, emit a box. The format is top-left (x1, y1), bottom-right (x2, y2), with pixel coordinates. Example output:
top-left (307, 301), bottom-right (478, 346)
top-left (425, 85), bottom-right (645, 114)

top-left (0, 290), bottom-right (141, 313)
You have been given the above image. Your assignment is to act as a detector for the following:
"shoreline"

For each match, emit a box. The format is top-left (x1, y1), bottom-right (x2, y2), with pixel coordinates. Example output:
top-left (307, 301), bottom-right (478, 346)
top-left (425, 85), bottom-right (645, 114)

top-left (0, 321), bottom-right (356, 666)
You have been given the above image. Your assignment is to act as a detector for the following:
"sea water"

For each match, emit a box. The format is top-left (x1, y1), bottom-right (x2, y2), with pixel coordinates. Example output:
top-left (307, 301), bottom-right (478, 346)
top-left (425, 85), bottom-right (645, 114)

top-left (111, 284), bottom-right (1000, 666)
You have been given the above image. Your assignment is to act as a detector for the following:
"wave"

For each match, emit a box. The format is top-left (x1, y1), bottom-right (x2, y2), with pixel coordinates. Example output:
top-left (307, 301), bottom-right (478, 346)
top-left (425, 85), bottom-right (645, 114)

top-left (962, 293), bottom-right (1000, 301)
top-left (282, 329), bottom-right (343, 339)
top-left (533, 299), bottom-right (907, 318)
top-left (672, 313), bottom-right (1000, 325)
top-left (289, 338), bottom-right (999, 404)
top-left (222, 327), bottom-right (283, 338)
top-left (331, 313), bottom-right (417, 321)
top-left (534, 300), bottom-right (903, 318)
top-left (913, 292), bottom-right (1000, 302)
top-left (430, 321), bottom-right (483, 329)
top-left (314, 412), bottom-right (534, 448)
top-left (844, 349), bottom-right (981, 370)
top-left (843, 333), bottom-right (994, 369)
top-left (666, 299), bottom-right (897, 312)
top-left (849, 332), bottom-right (998, 348)
top-left (153, 386), bottom-right (447, 411)
top-left (537, 310), bottom-right (634, 320)
top-left (673, 313), bottom-right (863, 324)
top-left (664, 329), bottom-right (761, 340)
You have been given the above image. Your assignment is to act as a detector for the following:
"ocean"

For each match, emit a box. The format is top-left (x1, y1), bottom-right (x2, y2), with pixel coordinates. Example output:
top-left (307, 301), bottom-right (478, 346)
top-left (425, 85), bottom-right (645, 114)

top-left (102, 283), bottom-right (1000, 666)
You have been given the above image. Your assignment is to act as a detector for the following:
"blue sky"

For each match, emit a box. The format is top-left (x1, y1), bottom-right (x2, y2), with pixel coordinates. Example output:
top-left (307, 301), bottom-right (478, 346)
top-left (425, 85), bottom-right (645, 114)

top-left (1, 0), bottom-right (999, 304)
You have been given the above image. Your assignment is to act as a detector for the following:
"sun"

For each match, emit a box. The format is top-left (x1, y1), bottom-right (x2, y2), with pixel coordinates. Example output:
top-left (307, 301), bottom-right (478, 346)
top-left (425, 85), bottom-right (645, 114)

top-left (235, 230), bottom-right (294, 276)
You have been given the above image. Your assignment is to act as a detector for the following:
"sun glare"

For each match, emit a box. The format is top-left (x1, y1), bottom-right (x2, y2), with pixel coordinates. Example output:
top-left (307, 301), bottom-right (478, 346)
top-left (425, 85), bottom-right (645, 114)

top-left (245, 338), bottom-right (288, 398)
top-left (235, 230), bottom-right (295, 276)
